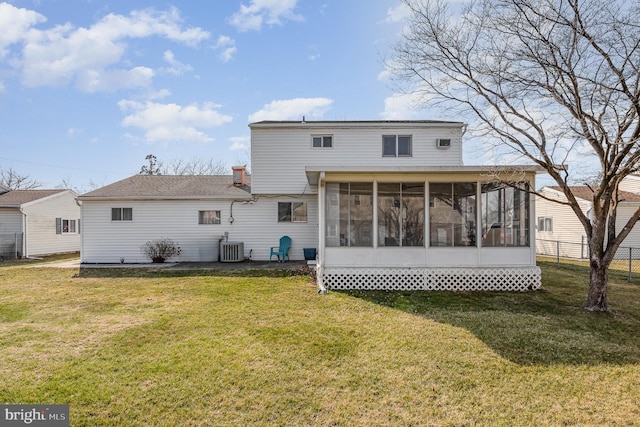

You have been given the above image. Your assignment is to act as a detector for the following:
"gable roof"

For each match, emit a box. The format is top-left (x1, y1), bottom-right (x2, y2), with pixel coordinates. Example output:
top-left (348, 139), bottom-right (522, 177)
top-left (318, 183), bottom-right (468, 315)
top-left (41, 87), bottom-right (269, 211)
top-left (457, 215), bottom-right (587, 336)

top-left (0, 189), bottom-right (68, 208)
top-left (547, 186), bottom-right (640, 203)
top-left (77, 175), bottom-right (252, 201)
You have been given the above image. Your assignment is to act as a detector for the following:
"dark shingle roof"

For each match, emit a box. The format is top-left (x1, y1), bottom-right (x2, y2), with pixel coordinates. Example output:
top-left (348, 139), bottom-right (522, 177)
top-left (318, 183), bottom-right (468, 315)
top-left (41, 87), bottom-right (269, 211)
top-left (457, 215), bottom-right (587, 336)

top-left (78, 175), bottom-right (252, 200)
top-left (0, 189), bottom-right (68, 207)
top-left (548, 186), bottom-right (640, 203)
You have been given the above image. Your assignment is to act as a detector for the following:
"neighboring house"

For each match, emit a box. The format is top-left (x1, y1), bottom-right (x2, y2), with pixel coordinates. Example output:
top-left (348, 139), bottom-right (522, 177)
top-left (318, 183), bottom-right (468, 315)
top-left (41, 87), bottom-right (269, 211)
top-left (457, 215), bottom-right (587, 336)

top-left (79, 120), bottom-right (543, 291)
top-left (536, 179), bottom-right (640, 259)
top-left (0, 189), bottom-right (80, 258)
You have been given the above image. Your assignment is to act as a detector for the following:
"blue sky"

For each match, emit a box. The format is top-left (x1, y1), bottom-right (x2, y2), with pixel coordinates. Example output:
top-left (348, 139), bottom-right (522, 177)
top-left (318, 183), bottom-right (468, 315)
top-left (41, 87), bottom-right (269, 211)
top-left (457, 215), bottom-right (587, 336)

top-left (0, 0), bottom-right (435, 191)
top-left (0, 0), bottom-right (471, 191)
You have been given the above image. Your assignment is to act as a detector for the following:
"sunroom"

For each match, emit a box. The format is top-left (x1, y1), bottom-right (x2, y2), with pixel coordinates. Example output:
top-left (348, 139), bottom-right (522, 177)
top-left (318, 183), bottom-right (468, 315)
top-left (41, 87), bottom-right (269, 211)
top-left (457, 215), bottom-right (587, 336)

top-left (306, 166), bottom-right (543, 291)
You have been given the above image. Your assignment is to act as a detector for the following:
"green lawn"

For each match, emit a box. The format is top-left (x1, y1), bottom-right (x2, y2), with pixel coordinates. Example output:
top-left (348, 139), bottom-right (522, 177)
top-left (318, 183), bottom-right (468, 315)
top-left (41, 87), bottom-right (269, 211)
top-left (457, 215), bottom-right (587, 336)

top-left (1, 259), bottom-right (639, 426)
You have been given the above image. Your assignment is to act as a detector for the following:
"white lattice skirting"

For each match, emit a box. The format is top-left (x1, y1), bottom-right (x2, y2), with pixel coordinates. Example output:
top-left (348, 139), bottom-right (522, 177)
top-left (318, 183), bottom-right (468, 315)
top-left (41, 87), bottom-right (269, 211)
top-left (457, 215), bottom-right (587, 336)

top-left (320, 267), bottom-right (541, 291)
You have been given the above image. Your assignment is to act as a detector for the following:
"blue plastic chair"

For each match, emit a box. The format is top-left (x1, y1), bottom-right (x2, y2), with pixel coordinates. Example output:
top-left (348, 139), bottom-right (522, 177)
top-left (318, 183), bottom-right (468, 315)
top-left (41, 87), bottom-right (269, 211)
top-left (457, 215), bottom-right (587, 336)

top-left (269, 236), bottom-right (291, 262)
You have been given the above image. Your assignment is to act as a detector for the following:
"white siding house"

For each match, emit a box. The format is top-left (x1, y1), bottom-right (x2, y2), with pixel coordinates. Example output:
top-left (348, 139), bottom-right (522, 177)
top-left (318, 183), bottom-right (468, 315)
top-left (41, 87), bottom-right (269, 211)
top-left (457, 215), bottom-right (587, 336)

top-left (535, 187), bottom-right (591, 259)
top-left (79, 120), bottom-right (543, 291)
top-left (0, 189), bottom-right (80, 258)
top-left (536, 179), bottom-right (640, 259)
top-left (250, 120), bottom-right (543, 291)
top-left (78, 173), bottom-right (319, 264)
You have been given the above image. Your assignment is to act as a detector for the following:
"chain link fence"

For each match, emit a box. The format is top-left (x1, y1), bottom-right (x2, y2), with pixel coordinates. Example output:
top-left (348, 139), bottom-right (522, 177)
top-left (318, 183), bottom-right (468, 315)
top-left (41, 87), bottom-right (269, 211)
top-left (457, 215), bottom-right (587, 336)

top-left (536, 238), bottom-right (640, 281)
top-left (0, 233), bottom-right (23, 261)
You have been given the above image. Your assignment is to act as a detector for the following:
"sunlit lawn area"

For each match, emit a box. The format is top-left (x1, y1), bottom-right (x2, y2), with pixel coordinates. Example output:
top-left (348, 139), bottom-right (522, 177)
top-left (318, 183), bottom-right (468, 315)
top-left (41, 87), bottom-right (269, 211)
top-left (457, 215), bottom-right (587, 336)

top-left (1, 257), bottom-right (639, 425)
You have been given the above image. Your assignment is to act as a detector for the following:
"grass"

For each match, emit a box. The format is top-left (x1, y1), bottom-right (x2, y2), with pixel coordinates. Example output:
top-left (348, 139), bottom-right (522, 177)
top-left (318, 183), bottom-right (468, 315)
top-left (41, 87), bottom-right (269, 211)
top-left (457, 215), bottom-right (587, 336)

top-left (0, 259), bottom-right (639, 425)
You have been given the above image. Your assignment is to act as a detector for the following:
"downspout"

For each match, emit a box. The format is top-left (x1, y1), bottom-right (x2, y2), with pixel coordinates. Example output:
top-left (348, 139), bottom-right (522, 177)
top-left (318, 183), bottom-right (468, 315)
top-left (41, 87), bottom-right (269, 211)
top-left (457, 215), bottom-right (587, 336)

top-left (317, 172), bottom-right (327, 294)
top-left (19, 207), bottom-right (27, 258)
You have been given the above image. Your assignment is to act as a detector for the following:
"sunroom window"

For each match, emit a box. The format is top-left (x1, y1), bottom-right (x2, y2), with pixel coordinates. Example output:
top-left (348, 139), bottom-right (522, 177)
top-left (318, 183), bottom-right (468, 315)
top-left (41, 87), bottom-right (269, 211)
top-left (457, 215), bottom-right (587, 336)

top-left (429, 183), bottom-right (476, 247)
top-left (378, 183), bottom-right (424, 246)
top-left (325, 183), bottom-right (373, 247)
top-left (481, 183), bottom-right (529, 247)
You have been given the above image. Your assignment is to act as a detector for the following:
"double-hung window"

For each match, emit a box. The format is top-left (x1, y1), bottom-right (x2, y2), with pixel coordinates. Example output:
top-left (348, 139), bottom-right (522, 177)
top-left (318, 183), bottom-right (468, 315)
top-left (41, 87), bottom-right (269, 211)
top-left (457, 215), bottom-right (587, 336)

top-left (312, 135), bottom-right (333, 148)
top-left (538, 217), bottom-right (552, 232)
top-left (112, 207), bottom-right (133, 221)
top-left (56, 218), bottom-right (79, 234)
top-left (278, 202), bottom-right (307, 222)
top-left (382, 135), bottom-right (412, 157)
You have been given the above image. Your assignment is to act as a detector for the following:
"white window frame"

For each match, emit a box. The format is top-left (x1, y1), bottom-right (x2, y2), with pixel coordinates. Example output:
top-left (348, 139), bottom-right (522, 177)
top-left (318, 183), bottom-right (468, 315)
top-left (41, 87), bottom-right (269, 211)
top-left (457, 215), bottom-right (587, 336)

top-left (56, 217), bottom-right (80, 234)
top-left (111, 207), bottom-right (133, 221)
top-left (278, 202), bottom-right (308, 223)
top-left (312, 135), bottom-right (333, 148)
top-left (199, 210), bottom-right (221, 225)
top-left (538, 216), bottom-right (553, 232)
top-left (382, 135), bottom-right (412, 157)
top-left (62, 219), bottom-right (76, 233)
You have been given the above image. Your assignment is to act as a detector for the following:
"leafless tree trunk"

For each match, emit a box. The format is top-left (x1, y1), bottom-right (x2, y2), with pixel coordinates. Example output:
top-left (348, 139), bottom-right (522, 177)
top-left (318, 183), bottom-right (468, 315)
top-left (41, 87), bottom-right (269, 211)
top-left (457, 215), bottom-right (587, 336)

top-left (389, 0), bottom-right (640, 311)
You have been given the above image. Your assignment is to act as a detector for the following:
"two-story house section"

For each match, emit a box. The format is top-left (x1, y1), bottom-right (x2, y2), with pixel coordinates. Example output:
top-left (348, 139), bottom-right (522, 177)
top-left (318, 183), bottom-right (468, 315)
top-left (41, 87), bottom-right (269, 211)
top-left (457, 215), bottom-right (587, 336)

top-left (250, 120), bottom-right (542, 291)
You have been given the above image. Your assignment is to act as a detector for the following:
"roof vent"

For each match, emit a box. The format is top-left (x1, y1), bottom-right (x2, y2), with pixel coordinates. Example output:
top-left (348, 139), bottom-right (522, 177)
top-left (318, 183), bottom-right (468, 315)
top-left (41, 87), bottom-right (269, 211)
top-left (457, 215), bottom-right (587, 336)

top-left (232, 166), bottom-right (246, 186)
top-left (436, 139), bottom-right (451, 149)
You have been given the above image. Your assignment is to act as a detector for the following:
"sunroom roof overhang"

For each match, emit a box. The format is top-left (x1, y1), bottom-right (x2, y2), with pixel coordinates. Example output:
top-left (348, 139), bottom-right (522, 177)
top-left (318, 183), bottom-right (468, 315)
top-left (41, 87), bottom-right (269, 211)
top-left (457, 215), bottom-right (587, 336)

top-left (304, 165), bottom-right (547, 186)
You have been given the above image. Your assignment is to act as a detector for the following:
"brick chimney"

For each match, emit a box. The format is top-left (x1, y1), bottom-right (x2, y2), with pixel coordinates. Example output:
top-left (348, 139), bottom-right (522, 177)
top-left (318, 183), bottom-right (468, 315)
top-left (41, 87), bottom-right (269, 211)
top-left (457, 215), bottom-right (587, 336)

top-left (232, 166), bottom-right (246, 186)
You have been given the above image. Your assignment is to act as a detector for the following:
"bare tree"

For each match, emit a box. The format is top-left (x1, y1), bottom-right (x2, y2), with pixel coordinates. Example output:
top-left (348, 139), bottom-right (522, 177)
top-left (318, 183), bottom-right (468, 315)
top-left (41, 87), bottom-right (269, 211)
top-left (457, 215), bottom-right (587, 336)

top-left (0, 167), bottom-right (42, 190)
top-left (160, 157), bottom-right (228, 175)
top-left (389, 0), bottom-right (640, 311)
top-left (138, 154), bottom-right (229, 176)
top-left (56, 178), bottom-right (85, 195)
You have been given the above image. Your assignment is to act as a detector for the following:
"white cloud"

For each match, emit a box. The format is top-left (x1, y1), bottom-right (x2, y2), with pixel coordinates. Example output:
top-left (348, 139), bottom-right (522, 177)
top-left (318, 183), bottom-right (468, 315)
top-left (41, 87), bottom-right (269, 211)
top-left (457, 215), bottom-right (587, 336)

top-left (248, 97), bottom-right (333, 122)
top-left (229, 136), bottom-right (250, 151)
top-left (213, 36), bottom-right (236, 63)
top-left (380, 93), bottom-right (427, 120)
top-left (229, 0), bottom-right (302, 32)
top-left (118, 100), bottom-right (233, 144)
top-left (0, 3), bottom-right (46, 59)
top-left (162, 50), bottom-right (193, 75)
top-left (75, 66), bottom-right (155, 93)
top-left (14, 6), bottom-right (209, 91)
top-left (385, 2), bottom-right (411, 23)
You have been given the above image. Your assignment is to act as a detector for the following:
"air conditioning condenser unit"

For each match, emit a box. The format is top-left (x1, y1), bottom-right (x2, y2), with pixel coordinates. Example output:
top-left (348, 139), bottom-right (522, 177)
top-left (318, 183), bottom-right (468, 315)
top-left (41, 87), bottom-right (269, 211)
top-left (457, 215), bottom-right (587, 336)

top-left (220, 241), bottom-right (244, 262)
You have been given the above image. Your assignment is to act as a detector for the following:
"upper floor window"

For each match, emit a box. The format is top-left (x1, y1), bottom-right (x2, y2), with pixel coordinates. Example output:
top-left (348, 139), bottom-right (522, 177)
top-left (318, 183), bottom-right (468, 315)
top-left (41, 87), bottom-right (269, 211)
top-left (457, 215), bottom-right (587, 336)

top-left (278, 202), bottom-right (307, 222)
top-left (199, 210), bottom-right (221, 224)
top-left (312, 135), bottom-right (333, 148)
top-left (383, 135), bottom-right (412, 157)
top-left (112, 207), bottom-right (133, 221)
